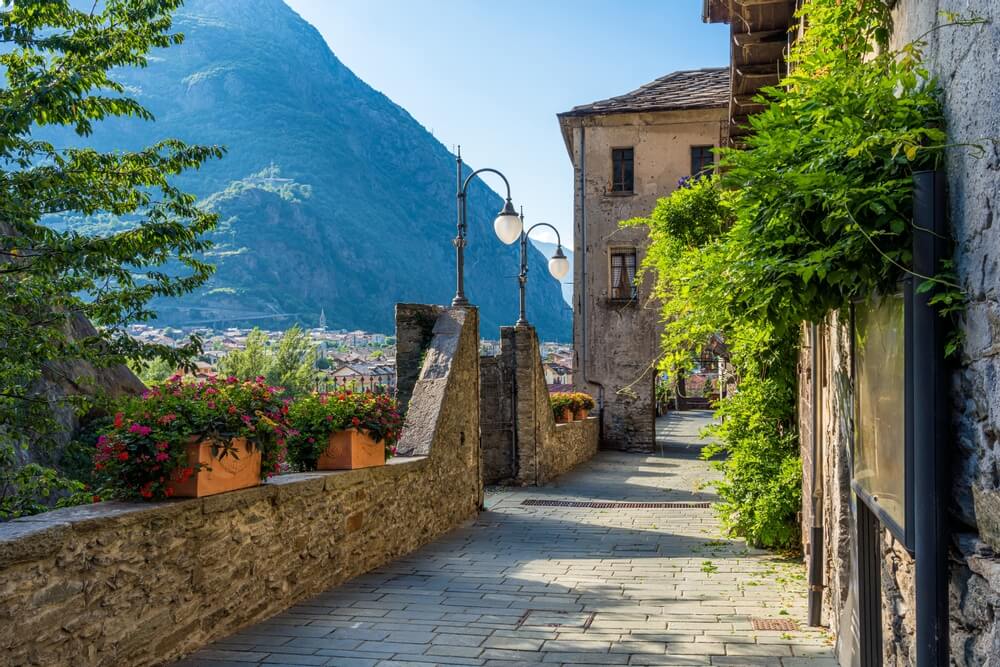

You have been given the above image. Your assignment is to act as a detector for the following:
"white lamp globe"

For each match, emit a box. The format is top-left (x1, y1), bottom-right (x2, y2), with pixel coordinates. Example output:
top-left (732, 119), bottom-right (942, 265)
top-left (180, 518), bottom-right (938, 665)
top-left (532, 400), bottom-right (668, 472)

top-left (493, 200), bottom-right (522, 245)
top-left (548, 248), bottom-right (570, 280)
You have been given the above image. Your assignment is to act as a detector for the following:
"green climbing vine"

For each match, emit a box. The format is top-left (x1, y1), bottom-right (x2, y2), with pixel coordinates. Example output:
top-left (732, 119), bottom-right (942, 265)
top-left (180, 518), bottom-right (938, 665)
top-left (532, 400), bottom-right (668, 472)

top-left (627, 0), bottom-right (972, 549)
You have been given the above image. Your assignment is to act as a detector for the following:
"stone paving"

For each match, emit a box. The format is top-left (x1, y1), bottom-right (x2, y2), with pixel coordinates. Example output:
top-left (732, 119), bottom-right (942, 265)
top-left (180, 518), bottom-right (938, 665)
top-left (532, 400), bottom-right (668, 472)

top-left (174, 411), bottom-right (836, 667)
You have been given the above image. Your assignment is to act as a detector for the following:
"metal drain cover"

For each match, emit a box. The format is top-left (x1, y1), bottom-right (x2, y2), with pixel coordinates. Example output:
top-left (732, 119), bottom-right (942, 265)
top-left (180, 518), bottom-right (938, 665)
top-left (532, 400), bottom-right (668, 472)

top-left (517, 610), bottom-right (596, 629)
top-left (521, 499), bottom-right (711, 509)
top-left (751, 617), bottom-right (800, 631)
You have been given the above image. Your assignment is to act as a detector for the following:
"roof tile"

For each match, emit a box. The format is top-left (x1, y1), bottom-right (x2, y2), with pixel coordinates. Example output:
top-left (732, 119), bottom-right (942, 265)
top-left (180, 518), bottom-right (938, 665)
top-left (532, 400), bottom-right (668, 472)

top-left (560, 67), bottom-right (729, 117)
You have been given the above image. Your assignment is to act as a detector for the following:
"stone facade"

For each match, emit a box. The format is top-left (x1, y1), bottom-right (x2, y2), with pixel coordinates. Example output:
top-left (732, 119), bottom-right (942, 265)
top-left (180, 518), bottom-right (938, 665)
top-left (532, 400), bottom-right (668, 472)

top-left (796, 3), bottom-right (1000, 666)
top-left (558, 75), bottom-right (728, 452)
top-left (0, 306), bottom-right (481, 667)
top-left (479, 325), bottom-right (598, 485)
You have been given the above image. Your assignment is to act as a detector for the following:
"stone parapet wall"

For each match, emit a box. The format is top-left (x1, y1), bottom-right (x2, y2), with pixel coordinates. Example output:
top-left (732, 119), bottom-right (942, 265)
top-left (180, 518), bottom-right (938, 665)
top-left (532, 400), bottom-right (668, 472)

top-left (540, 418), bottom-right (599, 485)
top-left (0, 306), bottom-right (481, 667)
top-left (480, 325), bottom-right (598, 485)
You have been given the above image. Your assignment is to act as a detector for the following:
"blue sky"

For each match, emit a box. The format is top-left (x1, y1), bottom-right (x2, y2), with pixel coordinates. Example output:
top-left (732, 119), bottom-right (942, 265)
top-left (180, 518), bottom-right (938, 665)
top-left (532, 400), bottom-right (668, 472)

top-left (283, 0), bottom-right (728, 244)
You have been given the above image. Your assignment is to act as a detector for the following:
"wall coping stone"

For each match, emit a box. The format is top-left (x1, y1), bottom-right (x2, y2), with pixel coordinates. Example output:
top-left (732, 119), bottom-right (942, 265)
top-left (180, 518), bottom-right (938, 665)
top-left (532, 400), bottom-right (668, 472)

top-left (0, 456), bottom-right (428, 569)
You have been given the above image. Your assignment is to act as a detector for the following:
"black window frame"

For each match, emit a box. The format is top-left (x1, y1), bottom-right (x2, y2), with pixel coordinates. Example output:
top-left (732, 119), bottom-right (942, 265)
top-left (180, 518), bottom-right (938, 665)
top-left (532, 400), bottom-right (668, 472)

top-left (611, 147), bottom-right (634, 193)
top-left (690, 145), bottom-right (715, 178)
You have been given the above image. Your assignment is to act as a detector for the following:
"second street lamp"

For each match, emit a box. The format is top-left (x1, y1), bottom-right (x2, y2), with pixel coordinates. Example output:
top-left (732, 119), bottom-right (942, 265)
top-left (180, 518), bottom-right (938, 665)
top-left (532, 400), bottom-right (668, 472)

top-left (495, 207), bottom-right (569, 327)
top-left (452, 147), bottom-right (521, 307)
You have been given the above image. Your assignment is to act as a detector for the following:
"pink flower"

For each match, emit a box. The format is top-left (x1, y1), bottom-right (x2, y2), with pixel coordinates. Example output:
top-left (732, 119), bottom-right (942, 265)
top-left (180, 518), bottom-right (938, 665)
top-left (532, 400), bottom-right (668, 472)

top-left (128, 424), bottom-right (152, 437)
top-left (113, 412), bottom-right (124, 429)
top-left (157, 414), bottom-right (177, 425)
top-left (226, 376), bottom-right (238, 384)
top-left (241, 414), bottom-right (252, 425)
top-left (155, 453), bottom-right (169, 462)
top-left (207, 401), bottom-right (216, 409)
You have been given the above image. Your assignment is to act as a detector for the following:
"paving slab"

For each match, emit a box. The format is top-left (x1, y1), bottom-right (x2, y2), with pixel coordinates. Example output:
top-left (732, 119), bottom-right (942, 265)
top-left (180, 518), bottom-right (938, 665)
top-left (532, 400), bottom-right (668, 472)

top-left (170, 411), bottom-right (835, 666)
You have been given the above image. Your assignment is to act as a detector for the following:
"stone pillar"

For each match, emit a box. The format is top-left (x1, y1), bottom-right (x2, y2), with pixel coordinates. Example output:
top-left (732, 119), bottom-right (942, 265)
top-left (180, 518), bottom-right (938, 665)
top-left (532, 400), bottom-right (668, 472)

top-left (511, 325), bottom-right (541, 485)
top-left (394, 303), bottom-right (445, 414)
top-left (479, 348), bottom-right (514, 483)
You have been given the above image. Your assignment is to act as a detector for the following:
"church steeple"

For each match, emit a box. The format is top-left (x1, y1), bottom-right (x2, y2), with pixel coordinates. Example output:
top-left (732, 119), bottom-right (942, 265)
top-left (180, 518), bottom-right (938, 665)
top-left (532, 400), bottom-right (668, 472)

top-left (318, 308), bottom-right (327, 330)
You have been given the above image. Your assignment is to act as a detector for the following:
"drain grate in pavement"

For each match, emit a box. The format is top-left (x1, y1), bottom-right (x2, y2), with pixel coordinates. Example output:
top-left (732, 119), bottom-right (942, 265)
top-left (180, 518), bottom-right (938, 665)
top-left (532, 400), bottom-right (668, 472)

top-left (521, 499), bottom-right (711, 509)
top-left (751, 617), bottom-right (800, 631)
top-left (516, 610), bottom-right (596, 629)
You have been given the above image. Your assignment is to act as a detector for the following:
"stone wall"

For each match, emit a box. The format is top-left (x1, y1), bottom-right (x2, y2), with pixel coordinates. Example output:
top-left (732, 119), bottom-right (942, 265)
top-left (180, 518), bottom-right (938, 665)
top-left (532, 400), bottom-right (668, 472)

top-left (480, 325), bottom-right (598, 485)
top-left (0, 306), bottom-right (482, 667)
top-left (796, 4), bottom-right (1000, 665)
top-left (394, 303), bottom-right (444, 414)
top-left (893, 2), bottom-right (1000, 663)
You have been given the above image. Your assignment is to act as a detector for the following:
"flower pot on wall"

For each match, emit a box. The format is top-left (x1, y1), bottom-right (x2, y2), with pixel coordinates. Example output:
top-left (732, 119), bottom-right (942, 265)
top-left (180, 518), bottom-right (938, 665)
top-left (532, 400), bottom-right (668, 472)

top-left (167, 437), bottom-right (262, 498)
top-left (574, 409), bottom-right (589, 421)
top-left (557, 408), bottom-right (574, 424)
top-left (317, 428), bottom-right (385, 470)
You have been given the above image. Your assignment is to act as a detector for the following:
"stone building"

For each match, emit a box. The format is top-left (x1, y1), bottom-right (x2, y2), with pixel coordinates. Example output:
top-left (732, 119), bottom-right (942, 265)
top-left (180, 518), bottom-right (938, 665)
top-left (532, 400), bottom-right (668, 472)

top-left (556, 69), bottom-right (729, 451)
top-left (705, 0), bottom-right (1000, 664)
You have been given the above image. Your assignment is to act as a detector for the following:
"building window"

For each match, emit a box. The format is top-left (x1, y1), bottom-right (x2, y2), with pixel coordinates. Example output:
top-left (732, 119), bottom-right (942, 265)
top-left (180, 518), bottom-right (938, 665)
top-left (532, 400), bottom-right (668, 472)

top-left (610, 249), bottom-right (637, 300)
top-left (611, 148), bottom-right (634, 193)
top-left (690, 145), bottom-right (715, 177)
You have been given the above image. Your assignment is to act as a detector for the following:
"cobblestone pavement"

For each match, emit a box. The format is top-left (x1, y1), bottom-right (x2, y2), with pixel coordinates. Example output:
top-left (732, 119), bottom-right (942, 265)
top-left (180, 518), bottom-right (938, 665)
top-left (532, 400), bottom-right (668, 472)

top-left (175, 411), bottom-right (835, 667)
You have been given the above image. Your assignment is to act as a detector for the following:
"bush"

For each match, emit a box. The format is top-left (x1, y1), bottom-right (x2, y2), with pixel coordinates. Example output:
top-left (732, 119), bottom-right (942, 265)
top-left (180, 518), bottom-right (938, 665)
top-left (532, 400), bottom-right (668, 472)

top-left (285, 391), bottom-right (402, 470)
top-left (93, 375), bottom-right (292, 500)
top-left (0, 445), bottom-right (91, 520)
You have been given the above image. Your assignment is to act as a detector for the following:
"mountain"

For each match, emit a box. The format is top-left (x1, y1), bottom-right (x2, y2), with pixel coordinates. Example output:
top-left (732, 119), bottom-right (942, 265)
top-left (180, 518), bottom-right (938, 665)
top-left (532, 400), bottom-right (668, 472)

top-left (44, 0), bottom-right (571, 340)
top-left (530, 240), bottom-right (574, 306)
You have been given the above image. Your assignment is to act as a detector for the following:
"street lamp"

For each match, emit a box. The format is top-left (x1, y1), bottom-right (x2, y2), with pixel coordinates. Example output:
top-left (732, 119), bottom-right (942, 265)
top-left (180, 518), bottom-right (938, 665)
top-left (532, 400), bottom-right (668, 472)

top-left (452, 147), bottom-right (521, 307)
top-left (497, 207), bottom-right (569, 327)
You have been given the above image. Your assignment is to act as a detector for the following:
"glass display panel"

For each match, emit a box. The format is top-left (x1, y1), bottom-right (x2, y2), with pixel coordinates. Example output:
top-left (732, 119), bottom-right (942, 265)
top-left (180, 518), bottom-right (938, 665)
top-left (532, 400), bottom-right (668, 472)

top-left (854, 293), bottom-right (907, 536)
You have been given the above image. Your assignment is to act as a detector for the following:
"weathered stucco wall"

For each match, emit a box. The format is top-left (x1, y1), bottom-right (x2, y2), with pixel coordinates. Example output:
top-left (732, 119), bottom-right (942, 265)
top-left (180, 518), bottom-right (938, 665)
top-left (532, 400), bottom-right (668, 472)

top-left (563, 107), bottom-right (728, 452)
top-left (480, 325), bottom-right (598, 485)
top-left (0, 306), bottom-right (482, 667)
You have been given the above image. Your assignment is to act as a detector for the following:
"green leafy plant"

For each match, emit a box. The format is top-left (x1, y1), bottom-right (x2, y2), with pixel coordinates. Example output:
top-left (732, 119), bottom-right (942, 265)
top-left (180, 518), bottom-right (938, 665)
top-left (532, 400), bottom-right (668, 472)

top-left (285, 391), bottom-right (402, 470)
top-left (625, 1), bottom-right (970, 550)
top-left (217, 326), bottom-right (317, 396)
top-left (567, 392), bottom-right (595, 413)
top-left (0, 447), bottom-right (91, 520)
top-left (0, 1), bottom-right (222, 516)
top-left (93, 376), bottom-right (292, 500)
top-left (549, 392), bottom-right (576, 420)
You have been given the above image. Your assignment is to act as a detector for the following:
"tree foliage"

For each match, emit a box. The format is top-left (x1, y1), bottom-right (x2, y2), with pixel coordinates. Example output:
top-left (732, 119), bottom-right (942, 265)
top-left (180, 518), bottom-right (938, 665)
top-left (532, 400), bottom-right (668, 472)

top-left (629, 0), bottom-right (968, 549)
top-left (0, 0), bottom-right (222, 512)
top-left (217, 327), bottom-right (317, 396)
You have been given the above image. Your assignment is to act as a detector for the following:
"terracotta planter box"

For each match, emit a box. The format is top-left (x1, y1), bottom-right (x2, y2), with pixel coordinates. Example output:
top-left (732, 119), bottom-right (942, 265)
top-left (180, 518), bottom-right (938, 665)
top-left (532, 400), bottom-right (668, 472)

top-left (167, 437), bottom-right (262, 498)
top-left (574, 408), bottom-right (589, 421)
top-left (556, 408), bottom-right (574, 423)
top-left (317, 428), bottom-right (385, 470)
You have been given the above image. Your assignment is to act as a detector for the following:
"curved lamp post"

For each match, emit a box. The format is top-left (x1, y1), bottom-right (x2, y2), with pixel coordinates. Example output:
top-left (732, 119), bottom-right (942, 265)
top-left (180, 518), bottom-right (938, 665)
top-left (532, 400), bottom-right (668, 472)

top-left (453, 147), bottom-right (521, 307)
top-left (495, 208), bottom-right (570, 327)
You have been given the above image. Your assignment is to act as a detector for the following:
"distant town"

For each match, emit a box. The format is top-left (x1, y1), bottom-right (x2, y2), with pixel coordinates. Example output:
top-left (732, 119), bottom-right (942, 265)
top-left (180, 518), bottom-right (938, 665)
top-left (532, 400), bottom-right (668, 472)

top-left (127, 321), bottom-right (573, 392)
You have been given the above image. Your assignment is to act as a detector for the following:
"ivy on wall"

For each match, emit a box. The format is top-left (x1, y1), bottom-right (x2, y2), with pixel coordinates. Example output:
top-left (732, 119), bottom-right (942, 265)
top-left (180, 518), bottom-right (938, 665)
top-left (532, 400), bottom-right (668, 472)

top-left (627, 0), bottom-right (971, 549)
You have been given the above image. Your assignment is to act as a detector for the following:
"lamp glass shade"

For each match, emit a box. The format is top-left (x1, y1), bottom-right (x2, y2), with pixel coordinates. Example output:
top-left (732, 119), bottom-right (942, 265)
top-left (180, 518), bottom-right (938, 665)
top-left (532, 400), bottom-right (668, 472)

top-left (494, 210), bottom-right (522, 245)
top-left (548, 253), bottom-right (570, 280)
